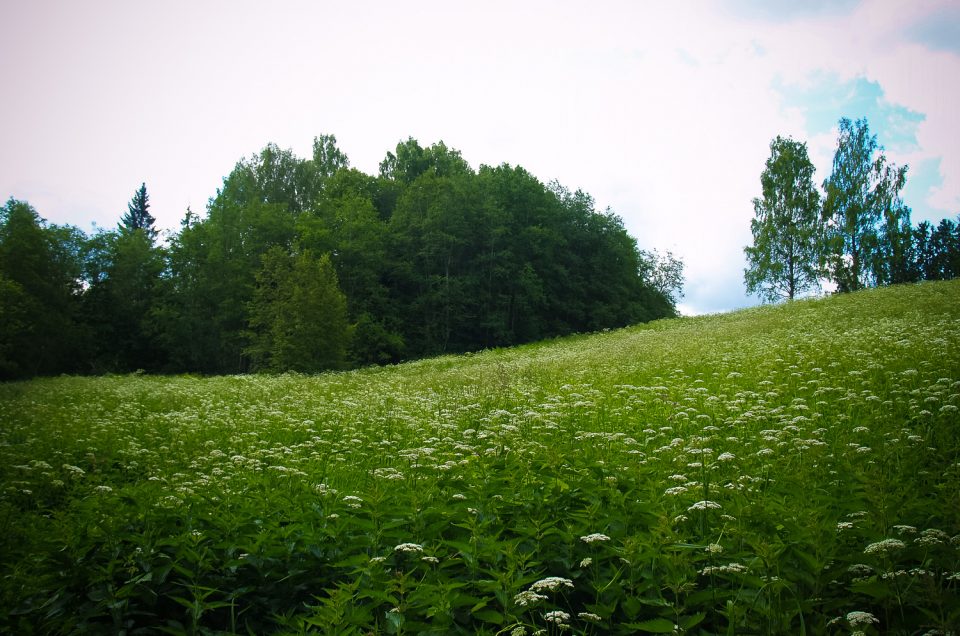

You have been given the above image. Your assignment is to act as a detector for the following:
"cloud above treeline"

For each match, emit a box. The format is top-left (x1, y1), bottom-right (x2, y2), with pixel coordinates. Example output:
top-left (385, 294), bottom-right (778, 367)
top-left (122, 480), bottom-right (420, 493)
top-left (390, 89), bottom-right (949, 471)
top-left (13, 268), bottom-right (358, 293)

top-left (0, 0), bottom-right (957, 315)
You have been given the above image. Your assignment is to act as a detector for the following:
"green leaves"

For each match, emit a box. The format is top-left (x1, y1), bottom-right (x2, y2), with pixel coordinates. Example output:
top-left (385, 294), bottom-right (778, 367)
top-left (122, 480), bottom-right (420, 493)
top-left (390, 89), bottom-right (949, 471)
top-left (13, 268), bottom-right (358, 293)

top-left (4, 135), bottom-right (687, 378)
top-left (744, 136), bottom-right (822, 302)
top-left (746, 119), bottom-right (951, 303)
top-left (247, 247), bottom-right (351, 372)
top-left (0, 198), bottom-right (87, 378)
top-left (822, 117), bottom-right (911, 292)
top-left (626, 617), bottom-right (679, 633)
top-left (2, 282), bottom-right (959, 633)
top-left (119, 182), bottom-right (157, 242)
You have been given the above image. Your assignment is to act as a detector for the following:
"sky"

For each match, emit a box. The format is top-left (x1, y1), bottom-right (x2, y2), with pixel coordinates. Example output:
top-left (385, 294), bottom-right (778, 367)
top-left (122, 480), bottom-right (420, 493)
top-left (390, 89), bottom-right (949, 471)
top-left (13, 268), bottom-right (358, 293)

top-left (1, 0), bottom-right (958, 316)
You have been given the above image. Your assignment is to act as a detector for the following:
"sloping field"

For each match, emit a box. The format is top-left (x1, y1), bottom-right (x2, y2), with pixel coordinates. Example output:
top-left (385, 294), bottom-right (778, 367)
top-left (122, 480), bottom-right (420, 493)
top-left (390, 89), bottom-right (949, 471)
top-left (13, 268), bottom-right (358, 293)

top-left (2, 281), bottom-right (959, 634)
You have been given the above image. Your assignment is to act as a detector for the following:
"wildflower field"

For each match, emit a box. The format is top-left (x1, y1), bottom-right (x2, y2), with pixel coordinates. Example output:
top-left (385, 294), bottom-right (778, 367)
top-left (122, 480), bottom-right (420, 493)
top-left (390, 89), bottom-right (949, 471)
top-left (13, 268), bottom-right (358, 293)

top-left (2, 281), bottom-right (959, 635)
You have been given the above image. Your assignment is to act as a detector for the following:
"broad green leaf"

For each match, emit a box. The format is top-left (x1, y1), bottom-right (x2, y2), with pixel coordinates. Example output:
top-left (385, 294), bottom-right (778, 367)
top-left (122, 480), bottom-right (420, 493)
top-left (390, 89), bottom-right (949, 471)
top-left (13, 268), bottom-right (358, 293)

top-left (626, 617), bottom-right (678, 633)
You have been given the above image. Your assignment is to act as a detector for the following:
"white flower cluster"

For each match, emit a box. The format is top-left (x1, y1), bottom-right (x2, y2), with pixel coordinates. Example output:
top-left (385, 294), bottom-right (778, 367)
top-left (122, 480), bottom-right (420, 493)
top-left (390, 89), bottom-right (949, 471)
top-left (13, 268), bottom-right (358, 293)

top-left (916, 528), bottom-right (949, 546)
top-left (314, 483), bottom-right (336, 495)
top-left (528, 577), bottom-right (574, 593)
top-left (688, 500), bottom-right (722, 511)
top-left (543, 610), bottom-right (570, 625)
top-left (371, 467), bottom-right (404, 480)
top-left (580, 533), bottom-right (610, 544)
top-left (700, 562), bottom-right (747, 575)
top-left (863, 538), bottom-right (905, 555)
top-left (513, 590), bottom-right (547, 607)
top-left (846, 611), bottom-right (879, 627)
top-left (394, 542), bottom-right (423, 553)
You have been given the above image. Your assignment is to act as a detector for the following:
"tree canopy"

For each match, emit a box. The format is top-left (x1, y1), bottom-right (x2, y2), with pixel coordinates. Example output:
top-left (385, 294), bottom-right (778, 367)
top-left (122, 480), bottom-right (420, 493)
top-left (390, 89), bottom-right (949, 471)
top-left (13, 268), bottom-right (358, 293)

top-left (0, 198), bottom-right (86, 378)
top-left (120, 182), bottom-right (157, 241)
top-left (822, 118), bottom-right (909, 292)
top-left (744, 136), bottom-right (822, 302)
top-left (1, 135), bottom-right (684, 379)
top-left (745, 118), bottom-right (952, 304)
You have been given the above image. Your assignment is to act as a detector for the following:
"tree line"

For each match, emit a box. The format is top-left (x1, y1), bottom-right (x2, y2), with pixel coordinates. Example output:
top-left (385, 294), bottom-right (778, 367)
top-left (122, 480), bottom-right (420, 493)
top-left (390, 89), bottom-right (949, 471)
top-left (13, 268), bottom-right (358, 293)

top-left (0, 136), bottom-right (683, 380)
top-left (745, 117), bottom-right (960, 302)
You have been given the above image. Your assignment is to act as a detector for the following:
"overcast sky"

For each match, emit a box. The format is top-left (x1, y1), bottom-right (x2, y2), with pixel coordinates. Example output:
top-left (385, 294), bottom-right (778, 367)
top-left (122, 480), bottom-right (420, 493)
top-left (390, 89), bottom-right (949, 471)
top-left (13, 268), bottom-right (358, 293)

top-left (2, 0), bottom-right (958, 315)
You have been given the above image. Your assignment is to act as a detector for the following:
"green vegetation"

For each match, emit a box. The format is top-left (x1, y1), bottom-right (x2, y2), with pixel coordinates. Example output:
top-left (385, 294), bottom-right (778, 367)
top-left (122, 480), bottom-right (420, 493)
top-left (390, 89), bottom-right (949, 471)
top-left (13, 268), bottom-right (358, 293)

top-left (2, 281), bottom-right (958, 634)
top-left (745, 117), bottom-right (960, 301)
top-left (744, 136), bottom-right (822, 302)
top-left (0, 135), bottom-right (682, 380)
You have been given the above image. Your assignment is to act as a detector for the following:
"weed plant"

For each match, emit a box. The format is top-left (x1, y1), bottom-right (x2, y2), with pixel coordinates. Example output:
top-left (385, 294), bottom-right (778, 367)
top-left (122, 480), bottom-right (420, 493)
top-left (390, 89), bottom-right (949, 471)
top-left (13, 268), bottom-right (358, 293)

top-left (1, 281), bottom-right (959, 634)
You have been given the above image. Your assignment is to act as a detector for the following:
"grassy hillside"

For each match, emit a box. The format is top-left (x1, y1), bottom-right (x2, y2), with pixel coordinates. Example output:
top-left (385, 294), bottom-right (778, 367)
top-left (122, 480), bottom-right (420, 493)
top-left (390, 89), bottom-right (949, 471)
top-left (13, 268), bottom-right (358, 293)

top-left (2, 281), bottom-right (959, 634)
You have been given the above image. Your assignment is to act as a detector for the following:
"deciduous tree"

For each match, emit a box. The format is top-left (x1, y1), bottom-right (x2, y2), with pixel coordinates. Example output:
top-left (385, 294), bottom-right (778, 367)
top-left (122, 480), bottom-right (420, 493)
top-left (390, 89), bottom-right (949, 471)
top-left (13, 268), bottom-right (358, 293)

top-left (744, 136), bottom-right (822, 302)
top-left (871, 162), bottom-right (914, 286)
top-left (822, 118), bottom-right (909, 292)
top-left (0, 198), bottom-right (85, 377)
top-left (82, 227), bottom-right (165, 371)
top-left (641, 248), bottom-right (686, 307)
top-left (247, 247), bottom-right (351, 372)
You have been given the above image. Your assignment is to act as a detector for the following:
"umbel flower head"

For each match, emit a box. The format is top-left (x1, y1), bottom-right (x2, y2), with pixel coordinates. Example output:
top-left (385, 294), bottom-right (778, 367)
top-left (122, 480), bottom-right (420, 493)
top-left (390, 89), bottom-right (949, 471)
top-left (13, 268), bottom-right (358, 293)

top-left (846, 610), bottom-right (879, 627)
top-left (513, 590), bottom-right (548, 606)
top-left (528, 577), bottom-right (574, 593)
top-left (863, 538), bottom-right (905, 555)
top-left (394, 542), bottom-right (424, 553)
top-left (688, 500), bottom-right (722, 511)
top-left (544, 610), bottom-right (571, 625)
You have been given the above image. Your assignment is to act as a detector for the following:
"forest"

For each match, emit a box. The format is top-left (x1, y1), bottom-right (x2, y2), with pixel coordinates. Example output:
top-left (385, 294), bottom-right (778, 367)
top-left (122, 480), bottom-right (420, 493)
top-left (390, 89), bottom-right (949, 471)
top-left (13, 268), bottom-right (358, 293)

top-left (745, 117), bottom-right (960, 302)
top-left (0, 136), bottom-right (683, 380)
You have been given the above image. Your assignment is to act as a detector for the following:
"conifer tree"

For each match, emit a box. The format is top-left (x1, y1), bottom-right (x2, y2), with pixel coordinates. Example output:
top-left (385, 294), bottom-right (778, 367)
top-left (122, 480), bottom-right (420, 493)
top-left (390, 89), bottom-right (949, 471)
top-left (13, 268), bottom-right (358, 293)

top-left (120, 182), bottom-right (157, 241)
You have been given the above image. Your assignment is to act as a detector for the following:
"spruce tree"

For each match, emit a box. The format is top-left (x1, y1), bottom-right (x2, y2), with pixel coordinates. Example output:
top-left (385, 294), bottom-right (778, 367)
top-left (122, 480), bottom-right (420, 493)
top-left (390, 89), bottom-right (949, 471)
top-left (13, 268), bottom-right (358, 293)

top-left (120, 182), bottom-right (157, 241)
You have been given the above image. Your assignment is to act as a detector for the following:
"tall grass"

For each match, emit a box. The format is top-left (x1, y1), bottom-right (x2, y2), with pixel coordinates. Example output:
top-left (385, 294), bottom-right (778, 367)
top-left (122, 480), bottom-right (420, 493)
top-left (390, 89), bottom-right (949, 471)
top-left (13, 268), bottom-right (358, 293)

top-left (1, 281), bottom-right (959, 634)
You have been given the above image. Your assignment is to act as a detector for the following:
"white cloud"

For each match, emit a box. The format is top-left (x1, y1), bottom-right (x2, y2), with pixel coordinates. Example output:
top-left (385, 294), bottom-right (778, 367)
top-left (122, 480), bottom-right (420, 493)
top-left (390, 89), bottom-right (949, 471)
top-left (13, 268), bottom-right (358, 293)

top-left (735, 0), bottom-right (960, 213)
top-left (0, 0), bottom-right (957, 315)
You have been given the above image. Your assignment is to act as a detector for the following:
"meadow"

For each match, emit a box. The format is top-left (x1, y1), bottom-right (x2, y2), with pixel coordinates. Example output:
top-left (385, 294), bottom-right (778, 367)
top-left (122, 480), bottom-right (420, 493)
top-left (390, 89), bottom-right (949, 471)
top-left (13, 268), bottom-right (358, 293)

top-left (1, 281), bottom-right (959, 635)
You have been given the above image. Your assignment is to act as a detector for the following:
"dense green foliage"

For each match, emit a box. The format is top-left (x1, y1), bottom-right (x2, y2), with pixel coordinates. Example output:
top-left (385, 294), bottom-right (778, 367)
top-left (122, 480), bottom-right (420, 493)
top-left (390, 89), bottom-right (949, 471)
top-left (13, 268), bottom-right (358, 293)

top-left (120, 183), bottom-right (158, 242)
top-left (0, 136), bottom-right (679, 380)
top-left (822, 118), bottom-right (912, 292)
top-left (0, 199), bottom-right (86, 377)
top-left (744, 136), bottom-right (822, 301)
top-left (247, 248), bottom-right (351, 372)
top-left (745, 118), bottom-right (957, 300)
top-left (0, 281), bottom-right (958, 634)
